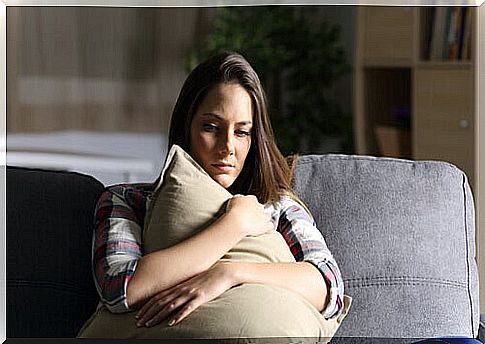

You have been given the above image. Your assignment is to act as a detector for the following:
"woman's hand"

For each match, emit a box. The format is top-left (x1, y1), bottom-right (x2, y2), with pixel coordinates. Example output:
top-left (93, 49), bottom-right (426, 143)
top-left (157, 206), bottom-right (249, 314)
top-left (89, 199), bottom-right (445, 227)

top-left (225, 195), bottom-right (274, 237)
top-left (135, 261), bottom-right (236, 328)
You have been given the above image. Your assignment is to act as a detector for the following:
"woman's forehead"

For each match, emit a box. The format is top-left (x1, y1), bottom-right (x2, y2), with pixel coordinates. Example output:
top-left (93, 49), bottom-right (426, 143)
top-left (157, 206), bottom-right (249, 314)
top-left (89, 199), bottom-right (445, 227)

top-left (194, 83), bottom-right (254, 123)
top-left (198, 112), bottom-right (252, 126)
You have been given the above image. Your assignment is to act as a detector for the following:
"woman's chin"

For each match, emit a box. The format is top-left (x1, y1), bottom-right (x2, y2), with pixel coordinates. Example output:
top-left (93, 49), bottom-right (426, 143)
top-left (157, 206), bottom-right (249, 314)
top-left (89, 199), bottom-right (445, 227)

top-left (211, 174), bottom-right (235, 189)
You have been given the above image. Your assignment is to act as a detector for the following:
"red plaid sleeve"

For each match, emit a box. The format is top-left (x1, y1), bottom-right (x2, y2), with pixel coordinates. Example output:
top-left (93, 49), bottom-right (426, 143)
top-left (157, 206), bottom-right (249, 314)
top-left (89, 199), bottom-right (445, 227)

top-left (275, 196), bottom-right (344, 319)
top-left (92, 183), bottom-right (150, 313)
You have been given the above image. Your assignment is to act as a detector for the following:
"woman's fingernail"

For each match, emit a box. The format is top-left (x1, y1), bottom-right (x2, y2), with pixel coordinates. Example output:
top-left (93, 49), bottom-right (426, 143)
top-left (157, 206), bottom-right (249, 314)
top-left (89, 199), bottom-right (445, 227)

top-left (168, 319), bottom-right (175, 326)
top-left (135, 314), bottom-right (140, 319)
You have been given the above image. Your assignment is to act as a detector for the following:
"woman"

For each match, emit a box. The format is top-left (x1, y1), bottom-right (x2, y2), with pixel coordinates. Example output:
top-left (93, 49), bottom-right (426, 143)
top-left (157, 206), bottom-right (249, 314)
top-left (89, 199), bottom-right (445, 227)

top-left (90, 52), bottom-right (345, 332)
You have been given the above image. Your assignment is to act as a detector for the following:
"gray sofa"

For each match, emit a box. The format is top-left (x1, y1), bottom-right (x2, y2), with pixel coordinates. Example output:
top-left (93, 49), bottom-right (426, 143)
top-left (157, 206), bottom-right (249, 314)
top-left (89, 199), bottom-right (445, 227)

top-left (6, 153), bottom-right (481, 341)
top-left (294, 155), bottom-right (480, 341)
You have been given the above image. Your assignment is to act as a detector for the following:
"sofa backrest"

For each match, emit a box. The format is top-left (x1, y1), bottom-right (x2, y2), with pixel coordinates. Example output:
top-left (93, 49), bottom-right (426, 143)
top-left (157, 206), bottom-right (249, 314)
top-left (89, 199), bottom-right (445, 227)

top-left (293, 154), bottom-right (479, 340)
top-left (7, 154), bottom-right (480, 339)
top-left (7, 166), bottom-right (104, 337)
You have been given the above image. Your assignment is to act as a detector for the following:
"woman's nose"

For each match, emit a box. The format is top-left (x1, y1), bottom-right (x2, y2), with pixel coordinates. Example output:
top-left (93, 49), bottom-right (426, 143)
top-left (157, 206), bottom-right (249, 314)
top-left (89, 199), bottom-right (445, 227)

top-left (218, 132), bottom-right (235, 156)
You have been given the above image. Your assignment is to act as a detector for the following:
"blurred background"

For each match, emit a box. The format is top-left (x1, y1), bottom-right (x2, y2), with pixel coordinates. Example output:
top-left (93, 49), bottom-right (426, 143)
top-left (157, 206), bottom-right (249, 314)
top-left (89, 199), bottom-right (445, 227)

top-left (6, 6), bottom-right (478, 192)
top-left (6, 6), bottom-right (356, 185)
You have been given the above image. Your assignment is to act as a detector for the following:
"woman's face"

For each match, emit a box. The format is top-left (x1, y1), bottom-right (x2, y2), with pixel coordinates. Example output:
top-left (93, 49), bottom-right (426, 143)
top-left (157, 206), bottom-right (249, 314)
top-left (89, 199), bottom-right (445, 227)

top-left (190, 83), bottom-right (253, 189)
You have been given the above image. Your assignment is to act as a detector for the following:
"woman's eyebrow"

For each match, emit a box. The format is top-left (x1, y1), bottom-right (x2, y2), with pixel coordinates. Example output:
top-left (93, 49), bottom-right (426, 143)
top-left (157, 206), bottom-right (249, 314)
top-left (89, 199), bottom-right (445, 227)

top-left (201, 112), bottom-right (223, 120)
top-left (236, 121), bottom-right (253, 126)
top-left (200, 113), bottom-right (252, 125)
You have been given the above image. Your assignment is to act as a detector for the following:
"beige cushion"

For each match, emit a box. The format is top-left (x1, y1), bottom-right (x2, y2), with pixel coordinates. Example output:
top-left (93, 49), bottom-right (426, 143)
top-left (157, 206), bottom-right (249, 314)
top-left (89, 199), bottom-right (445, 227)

top-left (78, 144), bottom-right (351, 341)
top-left (143, 144), bottom-right (233, 254)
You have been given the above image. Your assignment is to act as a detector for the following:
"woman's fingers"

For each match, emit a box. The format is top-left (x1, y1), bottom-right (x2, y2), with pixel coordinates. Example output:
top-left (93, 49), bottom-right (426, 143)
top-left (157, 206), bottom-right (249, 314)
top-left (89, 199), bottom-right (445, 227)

top-left (136, 295), bottom-right (159, 319)
top-left (136, 288), bottom-right (171, 320)
top-left (145, 293), bottom-right (196, 327)
top-left (136, 288), bottom-right (179, 326)
top-left (226, 195), bottom-right (273, 237)
top-left (137, 290), bottom-right (193, 327)
top-left (169, 299), bottom-right (201, 326)
top-left (135, 261), bottom-right (235, 328)
top-left (136, 296), bottom-right (170, 327)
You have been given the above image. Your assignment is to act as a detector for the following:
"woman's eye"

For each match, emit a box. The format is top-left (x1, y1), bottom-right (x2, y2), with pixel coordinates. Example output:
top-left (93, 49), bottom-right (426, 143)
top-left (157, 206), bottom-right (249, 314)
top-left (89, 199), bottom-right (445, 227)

top-left (235, 130), bottom-right (250, 137)
top-left (203, 123), bottom-right (218, 132)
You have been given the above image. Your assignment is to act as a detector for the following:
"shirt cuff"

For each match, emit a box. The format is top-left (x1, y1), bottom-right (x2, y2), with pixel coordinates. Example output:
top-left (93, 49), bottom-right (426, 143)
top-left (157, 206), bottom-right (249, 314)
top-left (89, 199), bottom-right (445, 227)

top-left (98, 259), bottom-right (138, 314)
top-left (305, 259), bottom-right (345, 319)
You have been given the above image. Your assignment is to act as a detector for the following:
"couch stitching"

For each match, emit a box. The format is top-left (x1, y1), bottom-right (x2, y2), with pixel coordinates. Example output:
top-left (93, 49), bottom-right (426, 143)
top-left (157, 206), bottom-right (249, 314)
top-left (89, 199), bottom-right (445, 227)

top-left (344, 276), bottom-right (467, 289)
top-left (7, 279), bottom-right (95, 297)
top-left (344, 276), bottom-right (467, 286)
top-left (344, 280), bottom-right (468, 290)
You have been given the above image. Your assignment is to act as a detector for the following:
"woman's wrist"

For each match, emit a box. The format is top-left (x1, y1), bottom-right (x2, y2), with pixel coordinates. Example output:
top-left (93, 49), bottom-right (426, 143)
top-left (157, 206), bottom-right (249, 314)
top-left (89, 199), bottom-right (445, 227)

top-left (218, 261), bottom-right (243, 287)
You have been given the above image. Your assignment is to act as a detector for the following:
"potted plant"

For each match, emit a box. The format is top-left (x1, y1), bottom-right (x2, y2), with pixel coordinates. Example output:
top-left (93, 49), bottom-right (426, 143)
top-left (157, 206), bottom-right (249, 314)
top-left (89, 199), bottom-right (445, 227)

top-left (186, 6), bottom-right (352, 156)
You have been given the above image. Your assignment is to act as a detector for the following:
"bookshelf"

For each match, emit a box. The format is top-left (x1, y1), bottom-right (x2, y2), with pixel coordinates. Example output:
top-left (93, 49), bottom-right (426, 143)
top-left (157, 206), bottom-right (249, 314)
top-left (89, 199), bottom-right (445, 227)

top-left (354, 5), bottom-right (485, 309)
top-left (354, 6), bottom-right (476, 185)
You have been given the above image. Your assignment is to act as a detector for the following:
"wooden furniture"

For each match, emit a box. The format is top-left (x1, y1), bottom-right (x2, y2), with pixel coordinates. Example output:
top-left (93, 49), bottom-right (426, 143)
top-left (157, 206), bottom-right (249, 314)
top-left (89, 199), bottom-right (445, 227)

top-left (354, 4), bottom-right (485, 309)
top-left (354, 6), bottom-right (477, 185)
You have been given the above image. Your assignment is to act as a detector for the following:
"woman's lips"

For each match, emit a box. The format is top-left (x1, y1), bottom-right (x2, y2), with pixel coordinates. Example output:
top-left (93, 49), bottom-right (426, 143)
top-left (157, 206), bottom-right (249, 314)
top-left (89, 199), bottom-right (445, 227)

top-left (212, 164), bottom-right (235, 173)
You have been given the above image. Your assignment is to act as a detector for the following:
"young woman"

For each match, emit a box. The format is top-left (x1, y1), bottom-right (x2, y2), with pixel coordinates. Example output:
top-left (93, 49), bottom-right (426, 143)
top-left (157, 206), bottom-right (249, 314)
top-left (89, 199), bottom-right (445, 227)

top-left (91, 52), bottom-right (344, 330)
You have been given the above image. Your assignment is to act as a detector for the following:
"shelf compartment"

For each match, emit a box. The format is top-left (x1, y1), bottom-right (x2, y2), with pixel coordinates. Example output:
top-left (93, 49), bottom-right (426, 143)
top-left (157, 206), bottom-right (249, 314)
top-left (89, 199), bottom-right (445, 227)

top-left (362, 67), bottom-right (412, 158)
top-left (420, 7), bottom-right (474, 63)
top-left (362, 7), bottom-right (416, 63)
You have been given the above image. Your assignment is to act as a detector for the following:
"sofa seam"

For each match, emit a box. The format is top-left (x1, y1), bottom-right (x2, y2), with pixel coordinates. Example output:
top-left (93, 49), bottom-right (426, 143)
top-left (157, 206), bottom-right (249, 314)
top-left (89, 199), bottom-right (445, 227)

top-left (344, 276), bottom-right (467, 288)
top-left (463, 173), bottom-right (475, 336)
top-left (7, 279), bottom-right (95, 296)
top-left (296, 155), bottom-right (460, 174)
top-left (344, 281), bottom-right (468, 290)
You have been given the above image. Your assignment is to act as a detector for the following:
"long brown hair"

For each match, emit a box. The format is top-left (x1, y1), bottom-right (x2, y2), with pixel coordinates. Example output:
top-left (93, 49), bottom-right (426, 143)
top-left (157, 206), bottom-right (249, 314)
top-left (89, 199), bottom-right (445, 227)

top-left (168, 52), bottom-right (296, 204)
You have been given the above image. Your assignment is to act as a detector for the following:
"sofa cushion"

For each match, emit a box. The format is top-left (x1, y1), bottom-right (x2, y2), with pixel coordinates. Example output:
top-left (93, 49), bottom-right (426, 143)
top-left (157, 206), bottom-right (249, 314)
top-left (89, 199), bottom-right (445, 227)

top-left (143, 144), bottom-right (233, 253)
top-left (293, 155), bottom-right (479, 340)
top-left (7, 166), bottom-right (104, 337)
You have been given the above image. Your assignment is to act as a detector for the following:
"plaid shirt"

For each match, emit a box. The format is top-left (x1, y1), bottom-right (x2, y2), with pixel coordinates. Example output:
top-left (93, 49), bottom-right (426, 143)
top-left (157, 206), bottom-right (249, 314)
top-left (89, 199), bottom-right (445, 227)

top-left (92, 183), bottom-right (344, 319)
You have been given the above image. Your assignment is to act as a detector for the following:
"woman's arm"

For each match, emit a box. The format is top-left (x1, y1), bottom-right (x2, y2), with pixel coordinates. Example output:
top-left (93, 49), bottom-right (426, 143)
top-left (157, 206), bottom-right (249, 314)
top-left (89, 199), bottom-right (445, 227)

top-left (127, 194), bottom-right (272, 308)
top-left (94, 185), bottom-right (273, 311)
top-left (135, 260), bottom-right (329, 327)
top-left (94, 186), bottom-right (273, 313)
top-left (126, 210), bottom-right (247, 308)
top-left (135, 197), bottom-right (343, 327)
top-left (222, 196), bottom-right (344, 316)
top-left (227, 261), bottom-right (328, 312)
top-left (221, 195), bottom-right (339, 313)
top-left (95, 185), bottom-right (247, 311)
top-left (92, 185), bottom-right (146, 313)
top-left (274, 196), bottom-right (345, 319)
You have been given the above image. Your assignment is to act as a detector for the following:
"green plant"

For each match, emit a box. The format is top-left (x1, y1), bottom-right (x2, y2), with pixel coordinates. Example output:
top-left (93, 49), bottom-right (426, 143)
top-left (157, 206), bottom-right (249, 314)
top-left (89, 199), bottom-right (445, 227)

top-left (186, 6), bottom-right (352, 155)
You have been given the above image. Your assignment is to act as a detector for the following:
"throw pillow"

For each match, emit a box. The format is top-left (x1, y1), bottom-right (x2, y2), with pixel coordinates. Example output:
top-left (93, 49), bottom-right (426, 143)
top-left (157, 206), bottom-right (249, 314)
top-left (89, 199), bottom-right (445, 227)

top-left (78, 144), bottom-right (351, 342)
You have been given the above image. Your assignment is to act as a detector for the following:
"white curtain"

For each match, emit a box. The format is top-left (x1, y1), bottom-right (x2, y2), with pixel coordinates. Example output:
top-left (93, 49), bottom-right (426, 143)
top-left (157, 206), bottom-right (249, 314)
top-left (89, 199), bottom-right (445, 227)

top-left (7, 7), bottom-right (214, 134)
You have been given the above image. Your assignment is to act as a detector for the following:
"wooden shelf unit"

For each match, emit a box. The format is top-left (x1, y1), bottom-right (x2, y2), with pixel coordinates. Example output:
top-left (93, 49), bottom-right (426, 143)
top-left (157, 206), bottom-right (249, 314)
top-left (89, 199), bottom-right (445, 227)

top-left (355, 4), bottom-right (485, 311)
top-left (354, 6), bottom-right (477, 188)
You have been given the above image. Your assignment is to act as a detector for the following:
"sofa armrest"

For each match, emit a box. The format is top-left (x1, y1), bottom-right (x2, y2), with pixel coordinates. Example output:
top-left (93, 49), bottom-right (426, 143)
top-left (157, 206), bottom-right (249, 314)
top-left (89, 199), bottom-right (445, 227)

top-left (294, 155), bottom-right (479, 338)
top-left (7, 166), bottom-right (104, 337)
